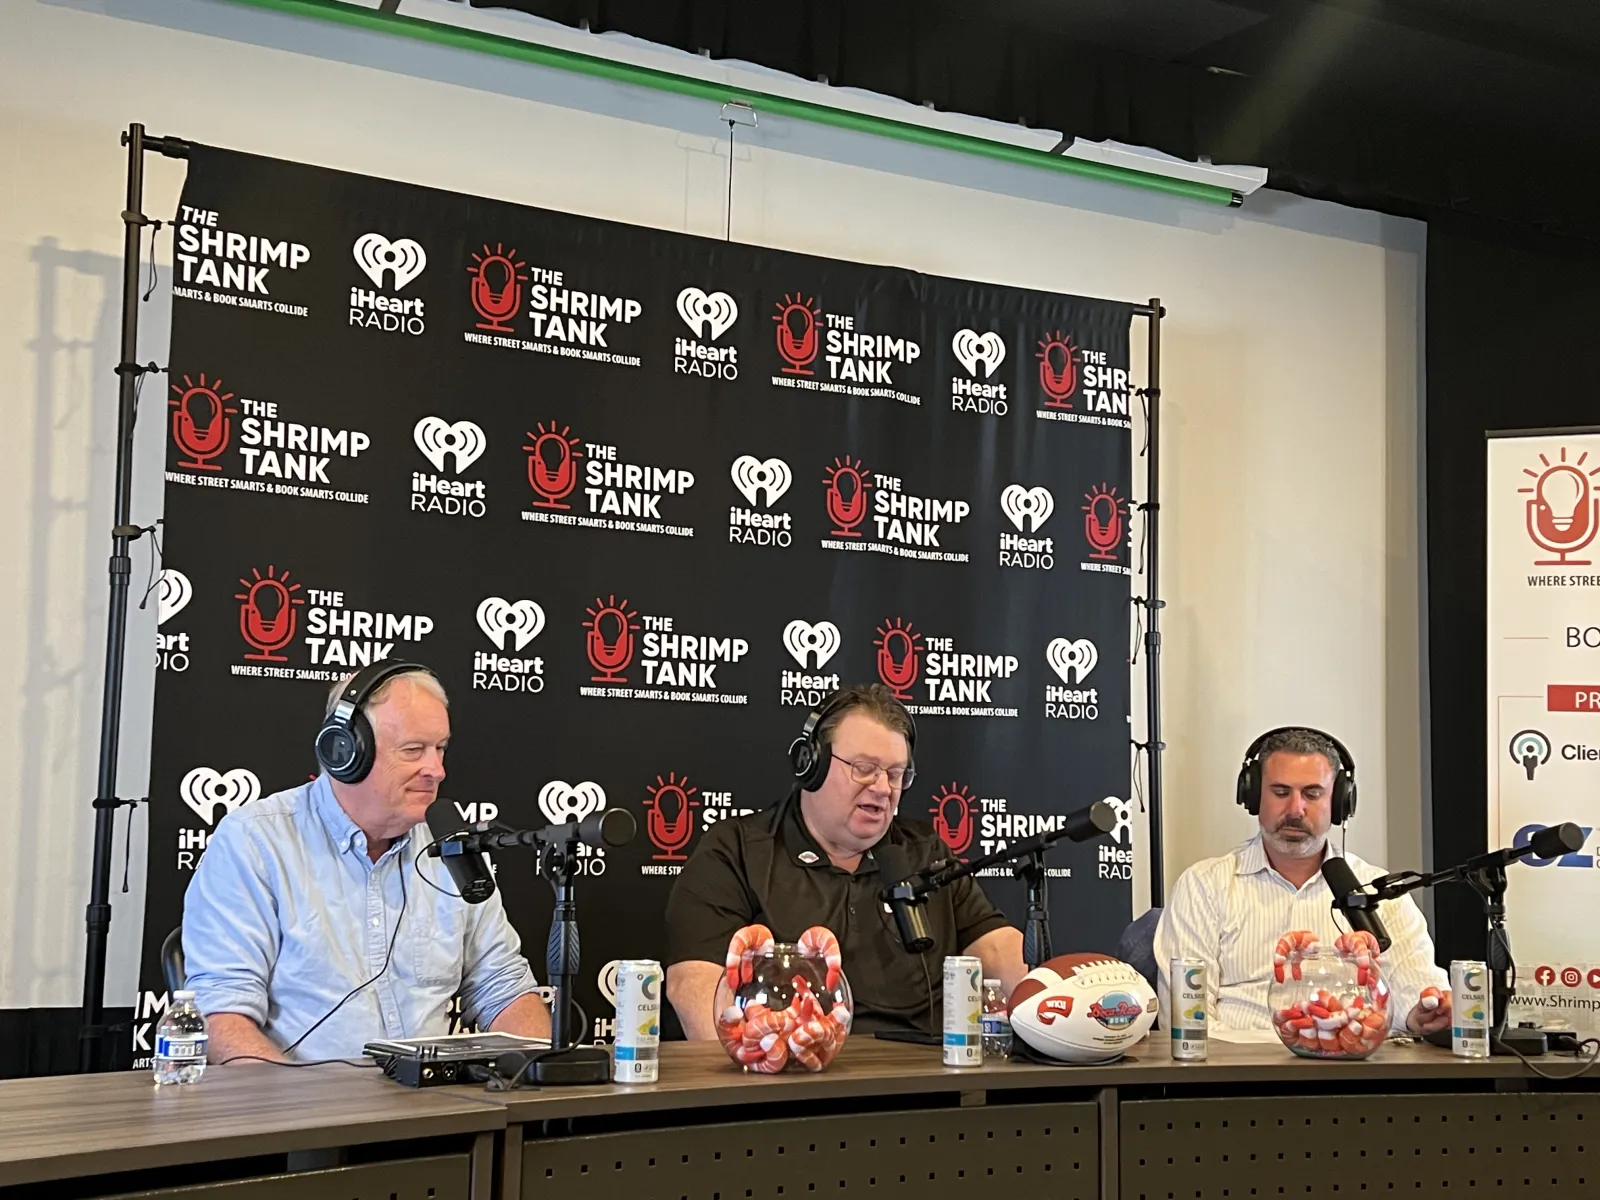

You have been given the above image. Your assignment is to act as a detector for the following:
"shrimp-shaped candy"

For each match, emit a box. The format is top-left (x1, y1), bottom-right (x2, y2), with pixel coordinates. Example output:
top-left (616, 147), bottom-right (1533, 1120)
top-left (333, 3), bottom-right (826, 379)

top-left (725, 923), bottom-right (775, 992)
top-left (798, 925), bottom-right (843, 991)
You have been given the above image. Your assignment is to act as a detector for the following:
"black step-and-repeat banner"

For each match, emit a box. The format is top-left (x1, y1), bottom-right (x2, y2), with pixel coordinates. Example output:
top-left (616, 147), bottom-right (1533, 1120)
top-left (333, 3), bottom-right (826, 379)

top-left (136, 145), bottom-right (1135, 1059)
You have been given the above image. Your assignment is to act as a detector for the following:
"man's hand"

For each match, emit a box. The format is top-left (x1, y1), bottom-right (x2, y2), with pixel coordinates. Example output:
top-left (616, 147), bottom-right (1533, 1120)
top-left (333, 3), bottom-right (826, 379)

top-left (1405, 986), bottom-right (1452, 1037)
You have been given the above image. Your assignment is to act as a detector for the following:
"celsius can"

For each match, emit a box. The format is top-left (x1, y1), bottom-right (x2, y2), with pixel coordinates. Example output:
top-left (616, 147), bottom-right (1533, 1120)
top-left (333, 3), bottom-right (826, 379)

top-left (612, 959), bottom-right (663, 1083)
top-left (1169, 958), bottom-right (1208, 1060)
top-left (943, 956), bottom-right (984, 1067)
top-left (1450, 960), bottom-right (1491, 1059)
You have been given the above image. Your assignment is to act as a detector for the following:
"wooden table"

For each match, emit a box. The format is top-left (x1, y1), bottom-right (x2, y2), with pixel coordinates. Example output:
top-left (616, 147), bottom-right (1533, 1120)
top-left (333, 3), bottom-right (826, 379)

top-left (0, 1063), bottom-right (504, 1194)
top-left (0, 1039), bottom-right (1594, 1199)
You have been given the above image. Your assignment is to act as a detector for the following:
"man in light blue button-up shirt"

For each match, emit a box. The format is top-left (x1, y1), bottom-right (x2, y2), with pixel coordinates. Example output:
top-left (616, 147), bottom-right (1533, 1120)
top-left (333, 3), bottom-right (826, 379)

top-left (182, 667), bottom-right (548, 1063)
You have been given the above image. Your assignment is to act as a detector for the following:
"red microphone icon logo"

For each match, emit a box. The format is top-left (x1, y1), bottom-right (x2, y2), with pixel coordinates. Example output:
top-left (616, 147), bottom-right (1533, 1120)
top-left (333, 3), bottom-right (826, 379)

top-left (929, 782), bottom-right (976, 859)
top-left (234, 565), bottom-right (305, 662)
top-left (874, 617), bottom-right (922, 700)
top-left (1520, 447), bottom-right (1600, 566)
top-left (773, 293), bottom-right (820, 375)
top-left (525, 421), bottom-right (583, 510)
top-left (644, 771), bottom-right (700, 862)
top-left (169, 373), bottom-right (237, 470)
top-left (467, 242), bottom-right (528, 333)
top-left (1037, 332), bottom-right (1081, 408)
top-left (823, 456), bottom-right (873, 537)
top-left (1083, 483), bottom-right (1127, 562)
top-left (584, 594), bottom-right (640, 683)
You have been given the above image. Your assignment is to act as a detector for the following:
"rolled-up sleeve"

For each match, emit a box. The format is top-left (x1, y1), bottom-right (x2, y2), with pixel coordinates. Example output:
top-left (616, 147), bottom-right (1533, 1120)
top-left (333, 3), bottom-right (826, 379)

top-left (182, 816), bottom-right (280, 1025)
top-left (458, 889), bottom-right (538, 1029)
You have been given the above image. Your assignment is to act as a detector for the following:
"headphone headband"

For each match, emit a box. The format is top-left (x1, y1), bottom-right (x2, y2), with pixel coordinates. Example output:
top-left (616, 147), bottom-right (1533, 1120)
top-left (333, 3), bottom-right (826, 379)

top-left (314, 660), bottom-right (435, 785)
top-left (1235, 725), bottom-right (1357, 824)
top-left (788, 687), bottom-right (916, 792)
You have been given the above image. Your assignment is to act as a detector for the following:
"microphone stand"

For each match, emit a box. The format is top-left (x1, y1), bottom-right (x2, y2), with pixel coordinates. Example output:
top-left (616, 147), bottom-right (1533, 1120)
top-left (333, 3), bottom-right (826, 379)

top-left (1015, 850), bottom-right (1051, 970)
top-left (523, 831), bottom-right (611, 1084)
top-left (1352, 854), bottom-right (1547, 1056)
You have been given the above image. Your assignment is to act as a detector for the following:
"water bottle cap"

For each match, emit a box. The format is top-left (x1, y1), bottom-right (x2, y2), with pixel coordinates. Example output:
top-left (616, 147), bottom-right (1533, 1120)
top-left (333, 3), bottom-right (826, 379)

top-left (983, 978), bottom-right (1001, 987)
top-left (172, 990), bottom-right (196, 1001)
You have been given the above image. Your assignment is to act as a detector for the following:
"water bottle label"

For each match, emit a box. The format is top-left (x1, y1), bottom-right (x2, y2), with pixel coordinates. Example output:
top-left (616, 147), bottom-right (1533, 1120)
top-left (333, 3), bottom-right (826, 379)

top-left (981, 1014), bottom-right (1010, 1035)
top-left (156, 1034), bottom-right (208, 1060)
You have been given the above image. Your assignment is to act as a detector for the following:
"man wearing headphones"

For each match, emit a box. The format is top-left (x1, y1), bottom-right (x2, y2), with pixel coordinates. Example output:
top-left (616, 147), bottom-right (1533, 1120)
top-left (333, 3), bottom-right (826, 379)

top-left (183, 661), bottom-right (550, 1063)
top-left (663, 683), bottom-right (1027, 1039)
top-left (1154, 727), bottom-right (1451, 1036)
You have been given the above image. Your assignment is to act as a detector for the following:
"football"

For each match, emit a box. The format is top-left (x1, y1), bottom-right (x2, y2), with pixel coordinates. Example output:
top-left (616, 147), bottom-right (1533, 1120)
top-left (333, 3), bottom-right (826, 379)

top-left (1008, 953), bottom-right (1158, 1064)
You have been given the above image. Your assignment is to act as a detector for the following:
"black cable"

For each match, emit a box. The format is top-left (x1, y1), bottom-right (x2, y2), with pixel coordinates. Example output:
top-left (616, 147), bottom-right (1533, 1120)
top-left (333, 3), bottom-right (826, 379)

top-left (219, 1055), bottom-right (377, 1069)
top-left (725, 121), bottom-right (736, 241)
top-left (135, 521), bottom-right (166, 611)
top-left (280, 849), bottom-right (408, 1058)
top-left (414, 836), bottom-right (467, 899)
top-left (142, 219), bottom-right (164, 302)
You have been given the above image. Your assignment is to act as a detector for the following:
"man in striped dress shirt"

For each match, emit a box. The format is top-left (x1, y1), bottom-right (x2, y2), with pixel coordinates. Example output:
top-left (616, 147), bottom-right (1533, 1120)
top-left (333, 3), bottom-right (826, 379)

top-left (1154, 728), bottom-right (1452, 1036)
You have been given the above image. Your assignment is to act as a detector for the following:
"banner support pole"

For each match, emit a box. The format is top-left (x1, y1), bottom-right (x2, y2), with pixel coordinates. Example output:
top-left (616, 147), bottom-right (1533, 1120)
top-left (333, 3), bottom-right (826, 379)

top-left (80, 123), bottom-right (187, 1073)
top-left (1138, 299), bottom-right (1166, 910)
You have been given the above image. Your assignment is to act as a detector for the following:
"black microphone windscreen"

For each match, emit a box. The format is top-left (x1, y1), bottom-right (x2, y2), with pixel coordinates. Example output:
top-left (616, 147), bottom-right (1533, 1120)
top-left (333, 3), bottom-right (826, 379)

top-left (596, 808), bottom-right (637, 848)
top-left (1320, 855), bottom-right (1363, 900)
top-left (1530, 822), bottom-right (1585, 859)
top-left (426, 796), bottom-right (462, 840)
top-left (877, 841), bottom-right (912, 885)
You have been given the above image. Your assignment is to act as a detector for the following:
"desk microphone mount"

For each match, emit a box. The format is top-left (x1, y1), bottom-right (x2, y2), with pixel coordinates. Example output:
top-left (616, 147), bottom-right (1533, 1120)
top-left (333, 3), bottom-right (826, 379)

top-left (891, 801), bottom-right (1117, 971)
top-left (1350, 823), bottom-right (1583, 1058)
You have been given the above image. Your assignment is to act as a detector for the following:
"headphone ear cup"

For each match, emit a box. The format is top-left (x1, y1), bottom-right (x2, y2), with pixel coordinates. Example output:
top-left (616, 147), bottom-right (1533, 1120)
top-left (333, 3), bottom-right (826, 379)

top-left (792, 735), bottom-right (830, 792)
top-left (1333, 775), bottom-right (1356, 825)
top-left (318, 712), bottom-right (376, 785)
top-left (1237, 762), bottom-right (1261, 816)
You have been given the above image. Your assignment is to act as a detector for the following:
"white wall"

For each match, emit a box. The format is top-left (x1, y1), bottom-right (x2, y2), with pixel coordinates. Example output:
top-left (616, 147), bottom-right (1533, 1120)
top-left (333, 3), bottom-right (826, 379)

top-left (0, 0), bottom-right (1426, 1008)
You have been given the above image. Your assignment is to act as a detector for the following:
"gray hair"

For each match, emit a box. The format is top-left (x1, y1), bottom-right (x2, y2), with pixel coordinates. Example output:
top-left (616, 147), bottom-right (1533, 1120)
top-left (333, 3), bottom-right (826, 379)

top-left (324, 667), bottom-right (448, 718)
top-left (1256, 727), bottom-right (1344, 776)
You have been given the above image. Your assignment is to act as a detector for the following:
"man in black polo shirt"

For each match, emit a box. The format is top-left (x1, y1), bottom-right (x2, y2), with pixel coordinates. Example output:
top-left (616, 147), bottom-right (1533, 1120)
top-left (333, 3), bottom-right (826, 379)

top-left (663, 684), bottom-right (1027, 1038)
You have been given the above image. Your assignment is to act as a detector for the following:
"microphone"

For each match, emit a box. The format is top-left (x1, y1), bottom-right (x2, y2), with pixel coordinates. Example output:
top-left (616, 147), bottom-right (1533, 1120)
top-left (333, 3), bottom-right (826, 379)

top-left (1059, 800), bottom-right (1118, 842)
top-left (1321, 856), bottom-right (1391, 953)
top-left (432, 808), bottom-right (638, 856)
top-left (425, 797), bottom-right (497, 905)
top-left (877, 841), bottom-right (933, 954)
top-left (1470, 822), bottom-right (1584, 872)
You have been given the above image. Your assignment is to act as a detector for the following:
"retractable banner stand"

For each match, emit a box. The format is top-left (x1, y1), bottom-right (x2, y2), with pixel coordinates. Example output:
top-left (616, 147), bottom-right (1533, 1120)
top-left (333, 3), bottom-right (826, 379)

top-left (1486, 430), bottom-right (1600, 1031)
top-left (135, 145), bottom-right (1135, 1063)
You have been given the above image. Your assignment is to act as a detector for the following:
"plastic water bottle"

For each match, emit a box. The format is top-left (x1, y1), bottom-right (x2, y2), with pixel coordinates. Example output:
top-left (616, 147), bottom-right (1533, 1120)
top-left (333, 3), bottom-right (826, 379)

top-left (154, 991), bottom-right (209, 1085)
top-left (981, 978), bottom-right (1013, 1059)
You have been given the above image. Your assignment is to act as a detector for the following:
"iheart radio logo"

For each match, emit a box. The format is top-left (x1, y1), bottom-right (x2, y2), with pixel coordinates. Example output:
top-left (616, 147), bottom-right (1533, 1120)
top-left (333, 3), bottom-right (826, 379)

top-left (1000, 485), bottom-right (1054, 533)
top-left (414, 417), bottom-right (486, 473)
top-left (353, 233), bottom-right (427, 291)
top-left (538, 780), bottom-right (607, 825)
top-left (929, 781), bottom-right (976, 857)
top-left (731, 456), bottom-right (792, 507)
top-left (599, 960), bottom-right (621, 1008)
top-left (644, 770), bottom-right (700, 861)
top-left (179, 767), bottom-right (261, 826)
top-left (157, 569), bottom-right (192, 625)
top-left (783, 620), bottom-right (841, 670)
top-left (1103, 796), bottom-right (1133, 845)
top-left (676, 288), bottom-right (739, 340)
top-left (476, 597), bottom-right (545, 652)
top-left (952, 329), bottom-right (1006, 378)
top-left (1046, 638), bottom-right (1098, 685)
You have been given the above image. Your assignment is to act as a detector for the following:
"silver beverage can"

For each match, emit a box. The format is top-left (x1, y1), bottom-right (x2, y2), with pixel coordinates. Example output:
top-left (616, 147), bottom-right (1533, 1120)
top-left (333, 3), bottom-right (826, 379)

top-left (611, 959), bottom-right (663, 1083)
top-left (1450, 960), bottom-right (1491, 1059)
top-left (1169, 958), bottom-right (1208, 1060)
top-left (943, 956), bottom-right (984, 1067)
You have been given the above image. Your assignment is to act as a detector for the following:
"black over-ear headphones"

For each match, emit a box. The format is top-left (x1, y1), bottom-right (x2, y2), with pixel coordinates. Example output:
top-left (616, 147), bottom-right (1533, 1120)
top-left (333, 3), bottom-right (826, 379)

top-left (1235, 726), bottom-right (1358, 825)
top-left (314, 660), bottom-right (436, 785)
top-left (788, 688), bottom-right (918, 793)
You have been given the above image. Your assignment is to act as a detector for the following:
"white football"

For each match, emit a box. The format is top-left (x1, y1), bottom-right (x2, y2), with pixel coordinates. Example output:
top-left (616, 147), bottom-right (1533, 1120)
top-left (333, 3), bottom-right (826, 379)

top-left (1008, 953), bottom-right (1158, 1064)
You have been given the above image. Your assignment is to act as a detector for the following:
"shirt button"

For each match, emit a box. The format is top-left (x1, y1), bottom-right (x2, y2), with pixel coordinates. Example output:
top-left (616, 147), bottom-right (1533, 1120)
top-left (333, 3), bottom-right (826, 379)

top-left (849, 905), bottom-right (856, 915)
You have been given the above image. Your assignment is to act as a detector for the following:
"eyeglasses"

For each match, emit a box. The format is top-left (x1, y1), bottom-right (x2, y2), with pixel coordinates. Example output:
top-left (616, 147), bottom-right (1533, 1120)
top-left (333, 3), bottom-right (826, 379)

top-left (832, 754), bottom-right (915, 790)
